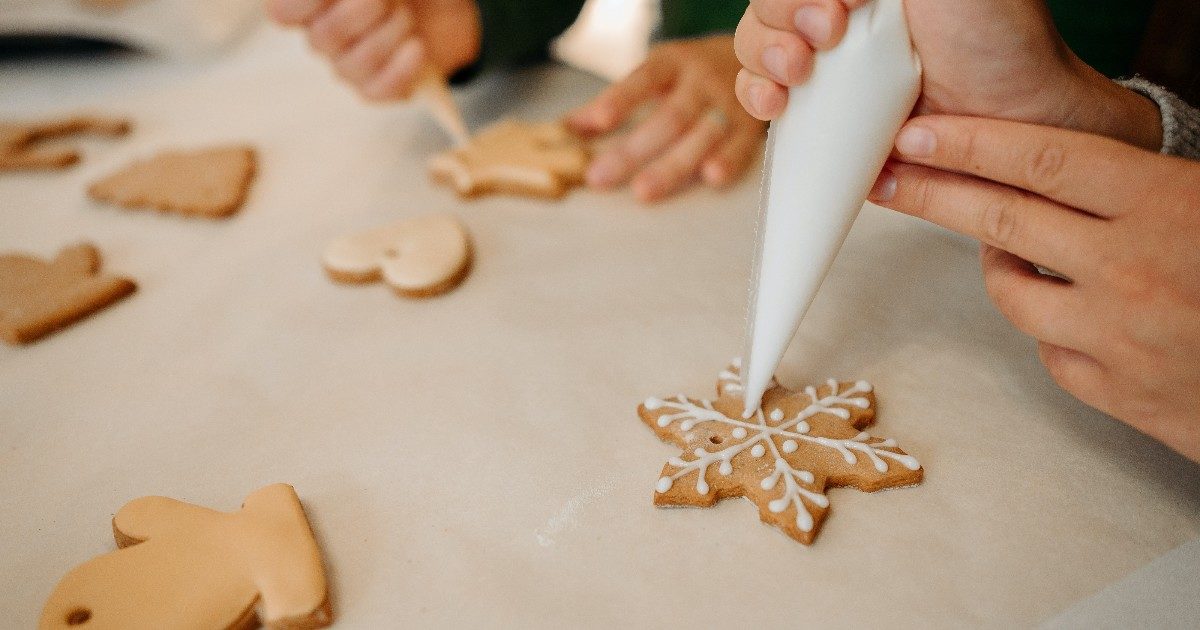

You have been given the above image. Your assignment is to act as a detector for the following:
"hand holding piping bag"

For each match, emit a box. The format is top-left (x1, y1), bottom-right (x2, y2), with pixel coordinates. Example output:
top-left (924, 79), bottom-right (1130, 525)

top-left (266, 0), bottom-right (476, 144)
top-left (736, 0), bottom-right (1200, 462)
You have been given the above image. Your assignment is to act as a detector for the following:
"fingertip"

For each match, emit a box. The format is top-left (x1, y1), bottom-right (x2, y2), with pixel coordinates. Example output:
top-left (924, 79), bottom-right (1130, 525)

top-left (632, 175), bottom-right (664, 203)
top-left (793, 4), bottom-right (834, 49)
top-left (867, 166), bottom-right (897, 203)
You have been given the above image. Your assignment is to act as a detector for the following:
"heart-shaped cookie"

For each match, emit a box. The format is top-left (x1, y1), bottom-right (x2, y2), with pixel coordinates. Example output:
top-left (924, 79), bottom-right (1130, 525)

top-left (322, 214), bottom-right (472, 298)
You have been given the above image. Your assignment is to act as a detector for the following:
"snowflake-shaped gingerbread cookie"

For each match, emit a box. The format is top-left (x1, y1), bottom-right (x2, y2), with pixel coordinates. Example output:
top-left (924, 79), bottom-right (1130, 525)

top-left (639, 361), bottom-right (922, 544)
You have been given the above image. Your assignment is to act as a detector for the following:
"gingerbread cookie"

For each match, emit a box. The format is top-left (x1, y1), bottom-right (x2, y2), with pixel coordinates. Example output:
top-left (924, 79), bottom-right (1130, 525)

top-left (40, 484), bottom-right (332, 630)
top-left (639, 360), bottom-right (922, 544)
top-left (88, 145), bottom-right (257, 218)
top-left (0, 116), bottom-right (130, 171)
top-left (0, 243), bottom-right (135, 345)
top-left (428, 120), bottom-right (589, 198)
top-left (322, 213), bottom-right (473, 298)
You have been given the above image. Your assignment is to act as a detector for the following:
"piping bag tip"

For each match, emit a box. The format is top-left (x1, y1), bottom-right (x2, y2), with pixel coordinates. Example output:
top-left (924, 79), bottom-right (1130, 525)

top-left (416, 65), bottom-right (471, 147)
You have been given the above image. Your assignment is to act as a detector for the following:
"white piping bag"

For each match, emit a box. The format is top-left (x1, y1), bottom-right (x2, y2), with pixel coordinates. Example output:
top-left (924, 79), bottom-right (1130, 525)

top-left (740, 0), bottom-right (921, 417)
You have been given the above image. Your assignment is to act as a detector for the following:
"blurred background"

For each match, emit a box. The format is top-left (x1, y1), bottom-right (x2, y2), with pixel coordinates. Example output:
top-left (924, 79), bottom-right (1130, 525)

top-left (2, 0), bottom-right (1196, 103)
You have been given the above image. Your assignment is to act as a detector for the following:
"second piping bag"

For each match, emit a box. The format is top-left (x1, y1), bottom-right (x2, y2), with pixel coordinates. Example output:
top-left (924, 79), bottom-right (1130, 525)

top-left (740, 0), bottom-right (922, 418)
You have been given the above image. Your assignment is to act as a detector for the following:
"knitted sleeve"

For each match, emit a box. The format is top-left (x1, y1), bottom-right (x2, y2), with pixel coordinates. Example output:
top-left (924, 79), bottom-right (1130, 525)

top-left (1119, 77), bottom-right (1200, 161)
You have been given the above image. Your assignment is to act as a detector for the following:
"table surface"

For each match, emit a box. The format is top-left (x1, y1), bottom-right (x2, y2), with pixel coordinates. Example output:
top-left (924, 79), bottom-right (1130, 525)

top-left (3, 22), bottom-right (1199, 629)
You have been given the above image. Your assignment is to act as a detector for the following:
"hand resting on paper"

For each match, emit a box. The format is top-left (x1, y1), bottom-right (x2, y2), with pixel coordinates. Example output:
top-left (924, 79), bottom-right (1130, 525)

top-left (265, 0), bottom-right (481, 100)
top-left (867, 115), bottom-right (1200, 463)
top-left (565, 35), bottom-right (767, 203)
top-left (731, 0), bottom-right (1162, 151)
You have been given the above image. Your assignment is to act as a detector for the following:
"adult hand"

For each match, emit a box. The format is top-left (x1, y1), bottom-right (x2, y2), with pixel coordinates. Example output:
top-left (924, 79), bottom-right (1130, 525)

top-left (731, 0), bottom-right (1162, 151)
top-left (565, 35), bottom-right (767, 203)
top-left (869, 114), bottom-right (1200, 462)
top-left (265, 0), bottom-right (481, 101)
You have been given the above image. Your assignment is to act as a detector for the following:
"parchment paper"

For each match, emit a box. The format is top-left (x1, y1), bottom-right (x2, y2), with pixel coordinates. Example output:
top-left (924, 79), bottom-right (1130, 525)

top-left (3, 24), bottom-right (1199, 629)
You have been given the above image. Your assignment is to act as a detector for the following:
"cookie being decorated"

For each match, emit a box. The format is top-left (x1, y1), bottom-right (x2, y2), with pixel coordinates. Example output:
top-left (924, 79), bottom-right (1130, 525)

top-left (88, 145), bottom-right (257, 218)
top-left (639, 361), bottom-right (922, 544)
top-left (0, 115), bottom-right (130, 170)
top-left (40, 484), bottom-right (332, 630)
top-left (322, 213), bottom-right (473, 297)
top-left (0, 243), bottom-right (135, 345)
top-left (428, 120), bottom-right (588, 198)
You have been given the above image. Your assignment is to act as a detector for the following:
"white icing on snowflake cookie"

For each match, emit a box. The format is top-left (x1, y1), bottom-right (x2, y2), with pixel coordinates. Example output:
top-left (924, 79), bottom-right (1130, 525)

top-left (639, 361), bottom-right (922, 545)
top-left (321, 214), bottom-right (472, 298)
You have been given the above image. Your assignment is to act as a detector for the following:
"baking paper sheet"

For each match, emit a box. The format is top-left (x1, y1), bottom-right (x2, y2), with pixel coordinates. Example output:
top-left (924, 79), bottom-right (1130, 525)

top-left (2, 24), bottom-right (1199, 628)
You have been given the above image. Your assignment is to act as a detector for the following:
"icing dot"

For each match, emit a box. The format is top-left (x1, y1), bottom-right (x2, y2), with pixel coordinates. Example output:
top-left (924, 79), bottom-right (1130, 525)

top-left (873, 459), bottom-right (888, 473)
top-left (831, 408), bottom-right (851, 419)
top-left (799, 470), bottom-right (815, 484)
top-left (795, 421), bottom-right (810, 434)
top-left (750, 444), bottom-right (766, 458)
top-left (782, 440), bottom-right (798, 453)
top-left (693, 448), bottom-right (706, 457)
top-left (849, 397), bottom-right (869, 409)
top-left (657, 417), bottom-right (671, 428)
top-left (731, 427), bottom-right (747, 439)
top-left (655, 477), bottom-right (673, 493)
top-left (856, 380), bottom-right (872, 392)
top-left (696, 477), bottom-right (710, 495)
top-left (643, 397), bottom-right (664, 410)
top-left (900, 456), bottom-right (921, 470)
top-left (760, 476), bottom-right (777, 490)
top-left (768, 498), bottom-right (788, 513)
top-left (719, 460), bottom-right (733, 476)
top-left (796, 511), bottom-right (814, 532)
top-left (769, 409), bottom-right (784, 422)
top-left (681, 420), bottom-right (696, 431)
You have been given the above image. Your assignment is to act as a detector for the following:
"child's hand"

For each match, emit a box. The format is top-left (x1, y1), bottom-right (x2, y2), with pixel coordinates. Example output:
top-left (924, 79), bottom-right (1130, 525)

top-left (565, 36), bottom-right (766, 203)
top-left (266, 0), bottom-right (481, 101)
top-left (870, 115), bottom-right (1200, 462)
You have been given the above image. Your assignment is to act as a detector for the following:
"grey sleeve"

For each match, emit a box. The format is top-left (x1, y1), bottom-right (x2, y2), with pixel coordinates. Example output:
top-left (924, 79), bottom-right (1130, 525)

top-left (1118, 77), bottom-right (1200, 161)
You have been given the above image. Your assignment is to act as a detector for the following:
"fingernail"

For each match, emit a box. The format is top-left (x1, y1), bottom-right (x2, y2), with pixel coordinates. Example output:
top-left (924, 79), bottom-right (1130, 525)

top-left (794, 5), bottom-right (832, 47)
top-left (702, 161), bottom-right (726, 186)
top-left (762, 46), bottom-right (790, 83)
top-left (868, 168), bottom-right (897, 202)
top-left (747, 83), bottom-right (764, 117)
top-left (896, 125), bottom-right (935, 157)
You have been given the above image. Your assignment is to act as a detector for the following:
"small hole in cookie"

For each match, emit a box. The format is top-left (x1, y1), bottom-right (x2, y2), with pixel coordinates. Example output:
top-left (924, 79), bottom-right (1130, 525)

top-left (66, 608), bottom-right (91, 625)
top-left (709, 435), bottom-right (723, 445)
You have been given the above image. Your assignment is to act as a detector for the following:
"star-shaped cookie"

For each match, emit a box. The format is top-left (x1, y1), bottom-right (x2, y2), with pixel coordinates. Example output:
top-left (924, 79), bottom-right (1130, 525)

top-left (639, 361), bottom-right (923, 544)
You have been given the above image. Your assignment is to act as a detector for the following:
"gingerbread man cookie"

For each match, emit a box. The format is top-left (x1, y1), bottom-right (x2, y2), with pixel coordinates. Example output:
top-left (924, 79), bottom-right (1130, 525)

top-left (0, 243), bottom-right (136, 345)
top-left (639, 361), bottom-right (922, 544)
top-left (40, 484), bottom-right (332, 630)
top-left (88, 145), bottom-right (257, 218)
top-left (428, 120), bottom-right (589, 198)
top-left (0, 116), bottom-right (130, 170)
top-left (322, 213), bottom-right (473, 298)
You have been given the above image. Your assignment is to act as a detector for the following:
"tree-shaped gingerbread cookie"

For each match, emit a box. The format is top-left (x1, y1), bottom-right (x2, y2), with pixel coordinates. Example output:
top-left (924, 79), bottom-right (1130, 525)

top-left (40, 484), bottom-right (332, 629)
top-left (0, 243), bottom-right (135, 344)
top-left (639, 361), bottom-right (923, 544)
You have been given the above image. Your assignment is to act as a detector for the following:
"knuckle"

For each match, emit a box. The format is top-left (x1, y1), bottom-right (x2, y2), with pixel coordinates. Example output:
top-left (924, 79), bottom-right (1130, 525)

top-left (1024, 142), bottom-right (1066, 186)
top-left (978, 194), bottom-right (1022, 248)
